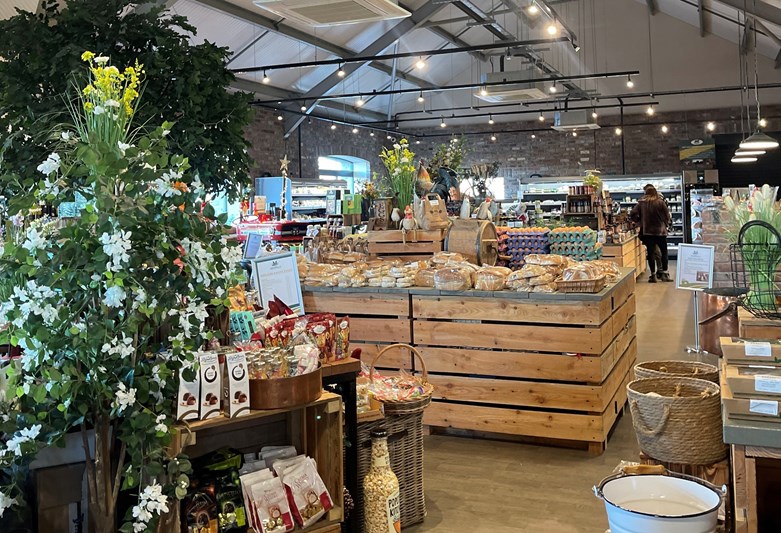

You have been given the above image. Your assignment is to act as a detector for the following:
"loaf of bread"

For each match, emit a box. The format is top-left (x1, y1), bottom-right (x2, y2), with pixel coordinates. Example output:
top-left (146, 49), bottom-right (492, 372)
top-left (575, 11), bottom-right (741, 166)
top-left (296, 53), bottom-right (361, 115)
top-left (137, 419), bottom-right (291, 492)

top-left (434, 267), bottom-right (472, 291)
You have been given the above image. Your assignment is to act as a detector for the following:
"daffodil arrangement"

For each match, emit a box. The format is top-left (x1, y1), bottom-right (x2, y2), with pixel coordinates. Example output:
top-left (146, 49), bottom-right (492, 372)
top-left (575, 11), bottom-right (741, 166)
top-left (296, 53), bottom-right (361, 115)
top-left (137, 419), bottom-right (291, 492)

top-left (0, 53), bottom-right (243, 532)
top-left (379, 139), bottom-right (416, 209)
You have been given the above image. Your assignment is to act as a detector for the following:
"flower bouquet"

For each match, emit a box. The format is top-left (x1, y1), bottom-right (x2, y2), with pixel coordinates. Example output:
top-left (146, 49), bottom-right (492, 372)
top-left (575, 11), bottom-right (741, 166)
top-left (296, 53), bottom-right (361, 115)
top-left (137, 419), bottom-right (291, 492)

top-left (379, 139), bottom-right (416, 209)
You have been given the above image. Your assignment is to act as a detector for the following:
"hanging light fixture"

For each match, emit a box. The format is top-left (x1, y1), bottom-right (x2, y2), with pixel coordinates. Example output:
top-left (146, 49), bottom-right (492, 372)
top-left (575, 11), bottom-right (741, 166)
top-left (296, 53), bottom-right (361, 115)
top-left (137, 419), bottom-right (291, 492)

top-left (417, 92), bottom-right (425, 103)
top-left (626, 75), bottom-right (634, 88)
top-left (370, 132), bottom-right (375, 137)
top-left (646, 105), bottom-right (655, 116)
top-left (615, 127), bottom-right (622, 136)
top-left (759, 118), bottom-right (768, 128)
top-left (488, 114), bottom-right (495, 125)
top-left (415, 140), bottom-right (421, 144)
top-left (337, 64), bottom-right (346, 77)
top-left (416, 57), bottom-right (426, 70)
top-left (572, 131), bottom-right (578, 137)
top-left (440, 118), bottom-right (447, 128)
top-left (262, 71), bottom-right (270, 84)
top-left (538, 112), bottom-right (545, 122)
top-left (731, 155), bottom-right (757, 163)
top-left (491, 135), bottom-right (497, 141)
top-left (591, 109), bottom-right (598, 119)
top-left (356, 96), bottom-right (365, 107)
top-left (330, 123), bottom-right (337, 130)
top-left (740, 131), bottom-right (779, 150)
top-left (300, 105), bottom-right (307, 112)
top-left (706, 122), bottom-right (715, 131)
top-left (277, 114), bottom-right (283, 121)
top-left (546, 23), bottom-right (558, 36)
top-left (527, 4), bottom-right (539, 15)
top-left (661, 125), bottom-right (669, 133)
top-left (549, 81), bottom-right (557, 94)
top-left (479, 87), bottom-right (488, 97)
top-left (735, 149), bottom-right (765, 156)
top-left (531, 134), bottom-right (536, 139)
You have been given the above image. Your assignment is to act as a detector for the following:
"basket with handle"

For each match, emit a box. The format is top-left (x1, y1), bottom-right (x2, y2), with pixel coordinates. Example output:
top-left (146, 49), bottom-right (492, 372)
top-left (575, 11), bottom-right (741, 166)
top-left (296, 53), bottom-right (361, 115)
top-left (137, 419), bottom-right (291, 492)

top-left (369, 343), bottom-right (433, 416)
top-left (634, 360), bottom-right (719, 383)
top-left (729, 219), bottom-right (781, 320)
top-left (627, 377), bottom-right (726, 465)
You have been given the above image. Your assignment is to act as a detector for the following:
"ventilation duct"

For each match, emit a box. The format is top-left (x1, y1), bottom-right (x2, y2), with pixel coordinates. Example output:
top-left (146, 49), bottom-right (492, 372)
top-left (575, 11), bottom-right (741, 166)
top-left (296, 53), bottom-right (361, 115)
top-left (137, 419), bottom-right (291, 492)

top-left (552, 110), bottom-right (600, 131)
top-left (252, 0), bottom-right (411, 26)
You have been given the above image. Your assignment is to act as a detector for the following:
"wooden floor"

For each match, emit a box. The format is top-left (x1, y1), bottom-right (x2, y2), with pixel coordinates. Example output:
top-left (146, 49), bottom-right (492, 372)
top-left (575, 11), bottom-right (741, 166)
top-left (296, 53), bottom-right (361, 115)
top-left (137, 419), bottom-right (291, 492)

top-left (406, 267), bottom-right (696, 532)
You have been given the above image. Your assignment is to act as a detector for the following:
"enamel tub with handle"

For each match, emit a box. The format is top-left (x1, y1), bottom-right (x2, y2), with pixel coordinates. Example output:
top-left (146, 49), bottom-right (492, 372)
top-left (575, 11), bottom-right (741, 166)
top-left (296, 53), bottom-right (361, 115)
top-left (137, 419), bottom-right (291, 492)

top-left (593, 464), bottom-right (724, 533)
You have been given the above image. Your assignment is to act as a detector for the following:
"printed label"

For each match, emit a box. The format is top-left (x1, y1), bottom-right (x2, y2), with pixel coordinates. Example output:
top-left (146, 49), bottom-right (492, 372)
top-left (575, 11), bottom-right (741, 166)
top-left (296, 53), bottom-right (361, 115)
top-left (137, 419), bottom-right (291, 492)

top-left (386, 490), bottom-right (401, 533)
top-left (749, 399), bottom-right (779, 416)
top-left (755, 374), bottom-right (781, 394)
top-left (428, 199), bottom-right (439, 206)
top-left (745, 341), bottom-right (772, 357)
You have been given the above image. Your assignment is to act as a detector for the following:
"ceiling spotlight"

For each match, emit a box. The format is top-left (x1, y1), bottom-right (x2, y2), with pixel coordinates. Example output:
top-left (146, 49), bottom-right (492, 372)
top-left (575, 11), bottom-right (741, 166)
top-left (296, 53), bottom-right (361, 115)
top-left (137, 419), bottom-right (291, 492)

top-left (356, 97), bottom-right (365, 107)
top-left (531, 134), bottom-right (536, 139)
top-left (480, 87), bottom-right (488, 97)
top-left (491, 135), bottom-right (497, 141)
top-left (417, 92), bottom-right (425, 103)
top-left (572, 43), bottom-right (581, 53)
top-left (440, 118), bottom-right (447, 128)
top-left (735, 149), bottom-right (765, 156)
top-left (300, 105), bottom-right (307, 112)
top-left (759, 118), bottom-right (768, 128)
top-left (416, 58), bottom-right (426, 70)
top-left (527, 4), bottom-right (539, 15)
top-left (740, 131), bottom-right (779, 150)
top-left (262, 71), bottom-right (270, 84)
top-left (549, 81), bottom-right (557, 94)
top-left (370, 132), bottom-right (375, 137)
top-left (277, 114), bottom-right (283, 121)
top-left (572, 131), bottom-right (578, 137)
top-left (538, 112), bottom-right (545, 122)
top-left (661, 125), bottom-right (669, 133)
top-left (626, 75), bottom-right (634, 88)
top-left (591, 110), bottom-right (598, 119)
top-left (415, 140), bottom-right (421, 144)
top-left (352, 127), bottom-right (358, 134)
top-left (546, 23), bottom-right (558, 36)
top-left (731, 156), bottom-right (757, 163)
top-left (330, 123), bottom-right (337, 130)
top-left (615, 127), bottom-right (622, 136)
top-left (646, 106), bottom-right (655, 116)
top-left (706, 122), bottom-right (715, 132)
top-left (337, 64), bottom-right (346, 77)
top-left (488, 114), bottom-right (495, 125)
top-left (505, 48), bottom-right (513, 61)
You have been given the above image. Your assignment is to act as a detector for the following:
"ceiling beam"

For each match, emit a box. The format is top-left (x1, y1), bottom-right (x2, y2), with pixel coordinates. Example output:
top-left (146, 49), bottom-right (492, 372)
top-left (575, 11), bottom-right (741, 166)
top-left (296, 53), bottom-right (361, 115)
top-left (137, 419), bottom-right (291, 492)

top-left (753, 19), bottom-right (781, 69)
top-left (282, 0), bottom-right (447, 137)
top-left (646, 0), bottom-right (658, 15)
top-left (698, 0), bottom-right (707, 36)
top-left (191, 0), bottom-right (434, 90)
top-left (713, 0), bottom-right (781, 27)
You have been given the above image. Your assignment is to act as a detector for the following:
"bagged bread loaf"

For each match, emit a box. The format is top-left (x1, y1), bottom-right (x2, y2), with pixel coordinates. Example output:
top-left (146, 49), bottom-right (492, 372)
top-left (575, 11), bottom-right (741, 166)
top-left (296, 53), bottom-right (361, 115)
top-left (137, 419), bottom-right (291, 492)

top-left (532, 283), bottom-right (557, 293)
top-left (518, 264), bottom-right (548, 278)
top-left (434, 267), bottom-right (472, 291)
top-left (528, 273), bottom-right (556, 286)
top-left (475, 266), bottom-right (512, 291)
top-left (587, 260), bottom-right (621, 281)
top-left (432, 251), bottom-right (465, 264)
top-left (560, 263), bottom-right (602, 282)
top-left (524, 253), bottom-right (567, 266)
top-left (414, 268), bottom-right (437, 287)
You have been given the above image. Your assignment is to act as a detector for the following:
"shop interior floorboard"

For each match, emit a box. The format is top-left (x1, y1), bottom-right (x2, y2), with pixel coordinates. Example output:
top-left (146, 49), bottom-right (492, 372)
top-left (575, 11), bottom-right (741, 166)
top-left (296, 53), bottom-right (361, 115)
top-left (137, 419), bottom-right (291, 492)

top-left (405, 267), bottom-right (696, 532)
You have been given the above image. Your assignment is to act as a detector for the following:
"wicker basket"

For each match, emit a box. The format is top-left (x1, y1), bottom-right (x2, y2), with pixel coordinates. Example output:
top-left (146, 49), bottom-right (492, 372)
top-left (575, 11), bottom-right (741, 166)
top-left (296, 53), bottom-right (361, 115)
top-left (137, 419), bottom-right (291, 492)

top-left (369, 344), bottom-right (433, 415)
top-left (555, 275), bottom-right (607, 293)
top-left (634, 360), bottom-right (719, 383)
top-left (356, 412), bottom-right (426, 531)
top-left (627, 377), bottom-right (727, 465)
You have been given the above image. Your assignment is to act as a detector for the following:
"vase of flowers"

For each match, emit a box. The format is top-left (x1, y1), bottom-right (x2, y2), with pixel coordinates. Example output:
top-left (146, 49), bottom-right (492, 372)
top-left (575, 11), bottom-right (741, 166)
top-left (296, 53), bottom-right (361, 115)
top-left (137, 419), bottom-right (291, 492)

top-left (0, 52), bottom-right (243, 532)
top-left (379, 139), bottom-right (416, 210)
top-left (428, 137), bottom-right (467, 176)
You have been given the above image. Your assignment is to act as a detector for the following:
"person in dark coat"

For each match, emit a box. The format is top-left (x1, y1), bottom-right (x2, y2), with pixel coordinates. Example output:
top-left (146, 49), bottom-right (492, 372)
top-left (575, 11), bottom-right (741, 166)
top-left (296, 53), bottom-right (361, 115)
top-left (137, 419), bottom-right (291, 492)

top-left (630, 184), bottom-right (673, 283)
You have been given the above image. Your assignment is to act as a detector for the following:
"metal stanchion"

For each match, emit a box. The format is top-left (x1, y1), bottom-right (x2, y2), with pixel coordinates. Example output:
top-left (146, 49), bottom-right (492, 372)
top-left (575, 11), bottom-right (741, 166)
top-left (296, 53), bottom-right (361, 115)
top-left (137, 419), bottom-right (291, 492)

top-left (686, 290), bottom-right (703, 354)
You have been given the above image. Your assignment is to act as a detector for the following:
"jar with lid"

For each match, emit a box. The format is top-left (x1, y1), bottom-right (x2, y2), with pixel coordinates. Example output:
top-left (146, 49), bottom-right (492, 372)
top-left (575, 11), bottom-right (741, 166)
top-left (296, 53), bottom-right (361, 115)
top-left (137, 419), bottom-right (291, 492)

top-left (364, 429), bottom-right (401, 533)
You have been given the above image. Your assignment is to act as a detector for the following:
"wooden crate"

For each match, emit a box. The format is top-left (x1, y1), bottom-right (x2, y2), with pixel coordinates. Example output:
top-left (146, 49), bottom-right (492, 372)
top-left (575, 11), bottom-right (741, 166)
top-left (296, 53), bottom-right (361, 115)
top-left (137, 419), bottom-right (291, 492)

top-left (739, 307), bottom-right (781, 339)
top-left (167, 393), bottom-right (344, 533)
top-left (367, 228), bottom-right (445, 259)
top-left (603, 235), bottom-right (645, 278)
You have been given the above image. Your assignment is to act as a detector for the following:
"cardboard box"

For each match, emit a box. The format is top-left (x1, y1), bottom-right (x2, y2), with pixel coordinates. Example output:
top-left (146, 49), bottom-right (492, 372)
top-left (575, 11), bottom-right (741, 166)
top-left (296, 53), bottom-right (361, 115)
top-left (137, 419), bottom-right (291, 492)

top-left (719, 337), bottom-right (781, 365)
top-left (199, 352), bottom-right (221, 420)
top-left (176, 361), bottom-right (200, 421)
top-left (722, 365), bottom-right (781, 423)
top-left (725, 363), bottom-right (781, 398)
top-left (343, 194), bottom-right (362, 214)
top-left (224, 352), bottom-right (250, 418)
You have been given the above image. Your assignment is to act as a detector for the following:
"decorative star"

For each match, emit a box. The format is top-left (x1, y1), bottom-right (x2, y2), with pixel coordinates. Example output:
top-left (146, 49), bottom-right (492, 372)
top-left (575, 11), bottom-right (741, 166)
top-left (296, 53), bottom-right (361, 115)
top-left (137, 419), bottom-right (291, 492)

top-left (280, 155), bottom-right (290, 173)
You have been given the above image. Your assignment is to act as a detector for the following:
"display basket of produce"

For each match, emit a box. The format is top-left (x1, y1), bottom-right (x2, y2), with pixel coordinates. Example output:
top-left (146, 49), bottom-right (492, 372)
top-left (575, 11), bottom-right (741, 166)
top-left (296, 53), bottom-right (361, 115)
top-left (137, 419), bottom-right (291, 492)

top-left (555, 275), bottom-right (606, 293)
top-left (729, 220), bottom-right (781, 320)
top-left (634, 360), bottom-right (719, 383)
top-left (369, 344), bottom-right (433, 415)
top-left (627, 377), bottom-right (726, 465)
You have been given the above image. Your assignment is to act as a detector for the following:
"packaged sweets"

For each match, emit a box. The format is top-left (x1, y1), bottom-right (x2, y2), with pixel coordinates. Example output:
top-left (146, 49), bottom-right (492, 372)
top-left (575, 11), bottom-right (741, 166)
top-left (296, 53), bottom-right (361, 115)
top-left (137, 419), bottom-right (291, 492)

top-left (282, 458), bottom-right (334, 528)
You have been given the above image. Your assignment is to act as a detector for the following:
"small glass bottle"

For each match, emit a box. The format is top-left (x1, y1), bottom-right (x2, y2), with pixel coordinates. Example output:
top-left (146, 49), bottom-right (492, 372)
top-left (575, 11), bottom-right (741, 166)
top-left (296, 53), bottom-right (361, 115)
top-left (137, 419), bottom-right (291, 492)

top-left (364, 429), bottom-right (401, 533)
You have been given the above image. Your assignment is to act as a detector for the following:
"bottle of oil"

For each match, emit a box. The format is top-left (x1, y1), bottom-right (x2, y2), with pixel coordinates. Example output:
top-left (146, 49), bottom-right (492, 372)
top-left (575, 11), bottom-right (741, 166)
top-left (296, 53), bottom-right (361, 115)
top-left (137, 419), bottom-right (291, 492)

top-left (364, 429), bottom-right (401, 533)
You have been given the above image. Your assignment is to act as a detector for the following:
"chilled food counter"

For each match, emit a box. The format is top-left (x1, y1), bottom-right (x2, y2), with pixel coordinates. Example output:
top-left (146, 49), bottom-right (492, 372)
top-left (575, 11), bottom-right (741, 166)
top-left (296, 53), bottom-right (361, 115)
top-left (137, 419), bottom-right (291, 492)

top-left (302, 268), bottom-right (637, 454)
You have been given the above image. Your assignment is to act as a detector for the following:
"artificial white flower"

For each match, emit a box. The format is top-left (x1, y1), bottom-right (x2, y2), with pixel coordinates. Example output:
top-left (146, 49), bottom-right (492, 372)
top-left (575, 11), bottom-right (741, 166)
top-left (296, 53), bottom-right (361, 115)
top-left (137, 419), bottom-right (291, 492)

top-left (0, 490), bottom-right (16, 517)
top-left (99, 230), bottom-right (132, 272)
top-left (114, 382), bottom-right (136, 413)
top-left (103, 285), bottom-right (127, 308)
top-left (21, 228), bottom-right (47, 253)
top-left (118, 141), bottom-right (132, 155)
top-left (93, 105), bottom-right (106, 116)
top-left (154, 414), bottom-right (168, 433)
top-left (94, 56), bottom-right (110, 64)
top-left (61, 131), bottom-right (71, 141)
top-left (214, 286), bottom-right (225, 298)
top-left (5, 424), bottom-right (42, 456)
top-left (393, 143), bottom-right (401, 150)
top-left (133, 519), bottom-right (148, 532)
top-left (140, 482), bottom-right (169, 514)
top-left (104, 99), bottom-right (121, 108)
top-left (36, 153), bottom-right (60, 175)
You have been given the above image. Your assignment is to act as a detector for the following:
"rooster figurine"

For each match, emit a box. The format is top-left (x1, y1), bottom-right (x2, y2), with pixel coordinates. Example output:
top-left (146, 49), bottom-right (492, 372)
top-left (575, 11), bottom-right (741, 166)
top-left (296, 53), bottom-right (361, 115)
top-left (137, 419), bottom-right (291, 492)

top-left (401, 204), bottom-right (418, 244)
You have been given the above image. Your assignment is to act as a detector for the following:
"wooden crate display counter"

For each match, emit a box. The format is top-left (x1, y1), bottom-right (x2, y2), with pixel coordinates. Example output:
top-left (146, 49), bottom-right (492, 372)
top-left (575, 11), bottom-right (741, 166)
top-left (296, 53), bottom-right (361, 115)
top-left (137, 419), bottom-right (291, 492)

top-left (367, 229), bottom-right (445, 261)
top-left (302, 269), bottom-right (637, 454)
top-left (168, 393), bottom-right (344, 533)
top-left (602, 235), bottom-right (646, 278)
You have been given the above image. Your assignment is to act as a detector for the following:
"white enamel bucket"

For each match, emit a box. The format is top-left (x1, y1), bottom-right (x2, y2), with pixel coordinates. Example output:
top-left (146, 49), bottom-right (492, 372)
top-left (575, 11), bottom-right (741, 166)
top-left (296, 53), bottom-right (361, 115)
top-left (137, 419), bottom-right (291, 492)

top-left (593, 465), bottom-right (724, 533)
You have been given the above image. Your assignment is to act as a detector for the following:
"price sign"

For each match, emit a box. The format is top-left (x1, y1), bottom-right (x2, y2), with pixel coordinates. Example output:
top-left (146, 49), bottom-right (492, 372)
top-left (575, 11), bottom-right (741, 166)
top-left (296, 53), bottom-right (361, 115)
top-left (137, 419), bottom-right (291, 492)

top-left (676, 244), bottom-right (715, 291)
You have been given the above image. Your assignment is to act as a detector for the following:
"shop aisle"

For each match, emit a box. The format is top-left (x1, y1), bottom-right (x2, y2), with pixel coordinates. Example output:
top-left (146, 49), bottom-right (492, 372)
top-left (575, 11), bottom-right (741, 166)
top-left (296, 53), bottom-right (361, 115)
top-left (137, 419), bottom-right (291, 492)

top-left (406, 267), bottom-right (694, 532)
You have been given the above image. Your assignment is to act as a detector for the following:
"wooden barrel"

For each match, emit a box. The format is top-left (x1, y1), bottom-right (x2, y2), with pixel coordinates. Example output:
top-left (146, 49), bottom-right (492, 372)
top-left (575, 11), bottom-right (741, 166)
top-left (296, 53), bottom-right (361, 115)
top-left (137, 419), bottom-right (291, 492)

top-left (445, 219), bottom-right (498, 265)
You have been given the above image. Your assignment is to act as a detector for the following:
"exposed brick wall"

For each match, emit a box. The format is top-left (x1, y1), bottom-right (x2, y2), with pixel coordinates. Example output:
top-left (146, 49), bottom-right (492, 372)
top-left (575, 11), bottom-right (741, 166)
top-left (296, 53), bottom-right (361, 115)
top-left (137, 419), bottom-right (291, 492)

top-left (701, 199), bottom-right (733, 288)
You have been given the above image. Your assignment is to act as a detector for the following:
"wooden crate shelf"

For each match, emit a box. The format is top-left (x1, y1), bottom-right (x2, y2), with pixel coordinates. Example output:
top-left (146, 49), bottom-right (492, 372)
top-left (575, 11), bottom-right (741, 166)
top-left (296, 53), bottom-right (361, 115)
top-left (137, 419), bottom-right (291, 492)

top-left (301, 269), bottom-right (638, 455)
top-left (367, 228), bottom-right (445, 259)
top-left (603, 235), bottom-right (646, 278)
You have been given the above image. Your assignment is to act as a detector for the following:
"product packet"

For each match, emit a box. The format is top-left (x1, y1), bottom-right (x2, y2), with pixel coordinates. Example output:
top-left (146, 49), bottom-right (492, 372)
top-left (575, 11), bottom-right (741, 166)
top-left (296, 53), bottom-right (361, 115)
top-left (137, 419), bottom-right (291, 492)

top-left (251, 477), bottom-right (295, 533)
top-left (223, 352), bottom-right (250, 418)
top-left (199, 352), bottom-right (221, 420)
top-left (239, 469), bottom-right (275, 531)
top-left (176, 359), bottom-right (200, 421)
top-left (282, 458), bottom-right (333, 528)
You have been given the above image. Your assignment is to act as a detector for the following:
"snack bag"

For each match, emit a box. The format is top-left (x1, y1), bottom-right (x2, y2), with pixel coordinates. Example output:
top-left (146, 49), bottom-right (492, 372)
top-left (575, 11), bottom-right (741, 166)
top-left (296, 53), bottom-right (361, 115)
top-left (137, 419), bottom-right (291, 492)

top-left (251, 477), bottom-right (295, 533)
top-left (282, 459), bottom-right (334, 528)
top-left (335, 317), bottom-right (350, 360)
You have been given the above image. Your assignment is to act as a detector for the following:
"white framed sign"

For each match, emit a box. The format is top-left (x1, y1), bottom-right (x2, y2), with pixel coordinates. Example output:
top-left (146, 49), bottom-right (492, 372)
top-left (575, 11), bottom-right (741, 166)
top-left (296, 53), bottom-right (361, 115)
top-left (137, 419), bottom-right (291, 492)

top-left (676, 243), bottom-right (715, 291)
top-left (243, 232), bottom-right (264, 260)
top-left (250, 252), bottom-right (304, 315)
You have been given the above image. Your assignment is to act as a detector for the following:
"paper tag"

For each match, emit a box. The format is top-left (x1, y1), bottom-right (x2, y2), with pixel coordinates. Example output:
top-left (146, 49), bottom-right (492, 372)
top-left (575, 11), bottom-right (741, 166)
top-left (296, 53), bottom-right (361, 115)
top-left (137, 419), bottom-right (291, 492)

top-left (749, 399), bottom-right (779, 416)
top-left (745, 341), bottom-right (772, 357)
top-left (429, 199), bottom-right (440, 206)
top-left (755, 374), bottom-right (781, 394)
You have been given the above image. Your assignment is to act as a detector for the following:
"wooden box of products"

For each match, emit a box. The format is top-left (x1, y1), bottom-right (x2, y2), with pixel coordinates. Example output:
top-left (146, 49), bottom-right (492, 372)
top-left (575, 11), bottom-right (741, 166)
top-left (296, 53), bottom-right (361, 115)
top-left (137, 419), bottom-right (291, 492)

top-left (720, 337), bottom-right (781, 365)
top-left (725, 364), bottom-right (781, 398)
top-left (722, 366), bottom-right (781, 423)
top-left (367, 229), bottom-right (445, 260)
top-left (738, 308), bottom-right (781, 339)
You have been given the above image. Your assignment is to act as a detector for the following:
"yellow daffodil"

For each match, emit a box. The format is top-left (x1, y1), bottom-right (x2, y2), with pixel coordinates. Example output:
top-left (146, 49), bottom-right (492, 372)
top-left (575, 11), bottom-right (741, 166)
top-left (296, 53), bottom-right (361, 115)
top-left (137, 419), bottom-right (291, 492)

top-left (81, 51), bottom-right (95, 62)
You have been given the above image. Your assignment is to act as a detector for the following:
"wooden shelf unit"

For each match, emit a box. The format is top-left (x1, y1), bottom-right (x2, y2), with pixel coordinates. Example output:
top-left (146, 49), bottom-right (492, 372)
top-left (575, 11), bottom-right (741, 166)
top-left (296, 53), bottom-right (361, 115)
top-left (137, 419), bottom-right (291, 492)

top-left (602, 235), bottom-right (646, 279)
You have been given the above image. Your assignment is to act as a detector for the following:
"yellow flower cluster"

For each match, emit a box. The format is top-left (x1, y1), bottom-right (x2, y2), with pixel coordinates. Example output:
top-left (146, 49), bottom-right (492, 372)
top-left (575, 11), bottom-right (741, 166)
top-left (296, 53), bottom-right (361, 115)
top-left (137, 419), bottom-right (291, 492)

top-left (80, 51), bottom-right (144, 117)
top-left (379, 138), bottom-right (416, 176)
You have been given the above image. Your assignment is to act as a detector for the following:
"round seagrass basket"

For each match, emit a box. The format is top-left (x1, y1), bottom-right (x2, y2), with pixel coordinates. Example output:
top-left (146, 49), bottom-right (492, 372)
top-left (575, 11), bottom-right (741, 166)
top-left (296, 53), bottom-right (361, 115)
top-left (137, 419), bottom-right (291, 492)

top-left (634, 360), bottom-right (719, 384)
top-left (369, 343), bottom-right (433, 415)
top-left (627, 377), bottom-right (727, 465)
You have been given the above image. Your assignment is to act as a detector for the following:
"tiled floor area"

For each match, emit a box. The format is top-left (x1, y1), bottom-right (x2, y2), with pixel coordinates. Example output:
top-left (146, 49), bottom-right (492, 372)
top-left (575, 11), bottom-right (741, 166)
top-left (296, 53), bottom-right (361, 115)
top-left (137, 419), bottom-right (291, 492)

top-left (407, 269), bottom-right (695, 532)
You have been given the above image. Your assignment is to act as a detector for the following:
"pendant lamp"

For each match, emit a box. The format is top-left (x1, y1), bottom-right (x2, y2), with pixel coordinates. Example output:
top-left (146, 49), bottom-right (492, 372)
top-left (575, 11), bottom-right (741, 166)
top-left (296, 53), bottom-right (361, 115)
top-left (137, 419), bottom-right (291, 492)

top-left (739, 131), bottom-right (779, 150)
top-left (731, 155), bottom-right (758, 163)
top-left (734, 149), bottom-right (765, 156)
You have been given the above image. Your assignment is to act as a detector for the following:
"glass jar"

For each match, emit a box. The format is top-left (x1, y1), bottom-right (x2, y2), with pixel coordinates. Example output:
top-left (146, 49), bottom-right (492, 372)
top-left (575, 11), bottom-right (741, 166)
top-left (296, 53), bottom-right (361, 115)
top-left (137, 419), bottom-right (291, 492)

top-left (363, 429), bottom-right (401, 533)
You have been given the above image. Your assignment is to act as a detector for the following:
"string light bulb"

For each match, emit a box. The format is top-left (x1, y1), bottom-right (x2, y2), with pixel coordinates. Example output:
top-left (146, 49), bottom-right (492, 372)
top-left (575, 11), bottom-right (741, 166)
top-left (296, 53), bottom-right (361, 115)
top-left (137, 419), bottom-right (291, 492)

top-left (300, 105), bottom-right (307, 112)
top-left (488, 114), bottom-right (495, 125)
top-left (706, 122), bottom-right (715, 132)
top-left (572, 131), bottom-right (578, 137)
top-left (352, 127), bottom-right (358, 134)
top-left (416, 58), bottom-right (426, 70)
top-left (626, 75), bottom-right (634, 88)
top-left (480, 87), bottom-right (488, 97)
top-left (531, 134), bottom-right (536, 139)
top-left (591, 109), bottom-right (598, 119)
top-left (549, 81), bottom-right (557, 94)
top-left (491, 135), bottom-right (497, 141)
top-left (262, 71), bottom-right (270, 84)
top-left (646, 106), bottom-right (655, 116)
top-left (527, 4), bottom-right (539, 15)
top-left (330, 123), bottom-right (337, 130)
top-left (370, 132), bottom-right (375, 137)
top-left (356, 97), bottom-right (365, 107)
top-left (337, 64), bottom-right (346, 77)
top-left (417, 92), bottom-right (425, 103)
top-left (759, 118), bottom-right (768, 128)
top-left (440, 118), bottom-right (447, 128)
top-left (538, 112), bottom-right (545, 122)
top-left (277, 114), bottom-right (283, 121)
top-left (546, 23), bottom-right (558, 36)
top-left (661, 125), bottom-right (669, 133)
top-left (615, 127), bottom-right (622, 136)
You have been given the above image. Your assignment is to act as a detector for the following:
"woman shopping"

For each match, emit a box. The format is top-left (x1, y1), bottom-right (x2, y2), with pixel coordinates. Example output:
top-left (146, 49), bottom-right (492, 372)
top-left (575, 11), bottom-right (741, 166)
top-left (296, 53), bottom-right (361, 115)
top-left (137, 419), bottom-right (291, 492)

top-left (631, 184), bottom-right (673, 283)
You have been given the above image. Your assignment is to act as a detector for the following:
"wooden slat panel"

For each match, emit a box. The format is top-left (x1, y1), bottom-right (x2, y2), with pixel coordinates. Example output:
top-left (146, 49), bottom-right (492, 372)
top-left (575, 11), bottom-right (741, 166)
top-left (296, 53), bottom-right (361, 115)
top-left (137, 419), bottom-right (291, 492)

top-left (615, 316), bottom-right (637, 364)
top-left (303, 292), bottom-right (409, 317)
top-left (598, 367), bottom-right (631, 441)
top-left (610, 274), bottom-right (634, 311)
top-left (368, 241), bottom-right (443, 254)
top-left (351, 318), bottom-right (411, 344)
top-left (414, 320), bottom-right (605, 354)
top-left (597, 340), bottom-right (634, 406)
top-left (368, 229), bottom-right (445, 243)
top-left (609, 295), bottom-right (635, 340)
top-left (350, 342), bottom-right (413, 370)
top-left (420, 346), bottom-right (603, 382)
top-left (412, 296), bottom-right (606, 325)
top-left (423, 401), bottom-right (604, 442)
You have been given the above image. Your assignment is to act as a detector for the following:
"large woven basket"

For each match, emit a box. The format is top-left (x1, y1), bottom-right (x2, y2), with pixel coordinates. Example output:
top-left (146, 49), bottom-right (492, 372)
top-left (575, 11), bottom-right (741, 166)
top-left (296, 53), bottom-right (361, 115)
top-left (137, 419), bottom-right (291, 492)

top-left (369, 344), bottom-right (433, 415)
top-left (627, 377), bottom-right (727, 465)
top-left (356, 412), bottom-right (426, 531)
top-left (634, 360), bottom-right (719, 384)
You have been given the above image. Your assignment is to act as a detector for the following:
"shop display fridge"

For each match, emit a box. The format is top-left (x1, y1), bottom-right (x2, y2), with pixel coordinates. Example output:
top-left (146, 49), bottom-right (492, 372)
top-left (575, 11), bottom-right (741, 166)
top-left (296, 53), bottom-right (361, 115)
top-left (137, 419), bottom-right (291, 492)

top-left (682, 171), bottom-right (720, 244)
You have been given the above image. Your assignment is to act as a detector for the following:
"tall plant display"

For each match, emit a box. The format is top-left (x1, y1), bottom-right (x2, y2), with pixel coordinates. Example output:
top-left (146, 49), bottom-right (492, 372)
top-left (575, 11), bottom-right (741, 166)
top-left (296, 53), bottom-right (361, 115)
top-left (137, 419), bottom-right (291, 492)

top-left (0, 0), bottom-right (252, 198)
top-left (379, 139), bottom-right (416, 209)
top-left (0, 54), bottom-right (243, 532)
